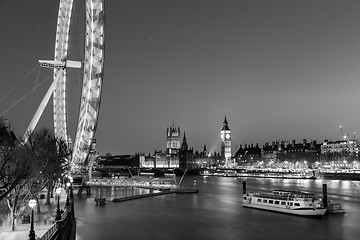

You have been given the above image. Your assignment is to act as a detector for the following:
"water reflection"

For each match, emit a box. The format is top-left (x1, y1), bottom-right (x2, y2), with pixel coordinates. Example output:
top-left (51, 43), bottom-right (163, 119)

top-left (91, 186), bottom-right (151, 200)
top-left (75, 177), bottom-right (360, 240)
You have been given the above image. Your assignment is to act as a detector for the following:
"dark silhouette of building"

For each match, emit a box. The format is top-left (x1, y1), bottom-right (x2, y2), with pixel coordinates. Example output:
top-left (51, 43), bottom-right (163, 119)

top-left (97, 154), bottom-right (140, 168)
top-left (179, 132), bottom-right (194, 170)
top-left (235, 143), bottom-right (262, 165)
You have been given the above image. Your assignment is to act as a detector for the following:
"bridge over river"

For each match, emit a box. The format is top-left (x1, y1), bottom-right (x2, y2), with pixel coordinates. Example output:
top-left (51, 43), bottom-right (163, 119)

top-left (87, 177), bottom-right (179, 191)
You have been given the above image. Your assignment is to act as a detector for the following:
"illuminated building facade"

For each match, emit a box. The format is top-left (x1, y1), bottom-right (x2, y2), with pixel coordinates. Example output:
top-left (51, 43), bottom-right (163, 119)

top-left (321, 139), bottom-right (359, 155)
top-left (193, 145), bottom-right (217, 168)
top-left (220, 117), bottom-right (231, 164)
top-left (262, 139), bottom-right (320, 165)
top-left (166, 126), bottom-right (181, 156)
top-left (165, 126), bottom-right (180, 167)
top-left (89, 137), bottom-right (97, 155)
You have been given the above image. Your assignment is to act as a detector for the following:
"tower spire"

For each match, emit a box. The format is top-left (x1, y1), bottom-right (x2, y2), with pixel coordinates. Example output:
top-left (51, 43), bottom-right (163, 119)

top-left (222, 116), bottom-right (230, 131)
top-left (181, 131), bottom-right (188, 150)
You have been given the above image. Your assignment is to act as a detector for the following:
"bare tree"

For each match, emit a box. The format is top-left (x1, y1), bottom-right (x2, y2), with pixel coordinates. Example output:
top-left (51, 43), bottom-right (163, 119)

top-left (0, 118), bottom-right (28, 202)
top-left (1, 121), bottom-right (70, 230)
top-left (3, 143), bottom-right (34, 230)
top-left (27, 128), bottom-right (70, 205)
top-left (6, 179), bottom-right (31, 231)
top-left (0, 145), bottom-right (33, 202)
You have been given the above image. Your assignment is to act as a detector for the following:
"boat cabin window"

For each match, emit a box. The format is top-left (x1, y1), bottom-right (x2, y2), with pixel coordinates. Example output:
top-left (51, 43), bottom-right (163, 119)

top-left (269, 200), bottom-right (274, 204)
top-left (281, 201), bottom-right (286, 205)
top-left (263, 199), bottom-right (267, 203)
top-left (257, 199), bottom-right (262, 202)
top-left (294, 203), bottom-right (300, 206)
top-left (275, 201), bottom-right (280, 205)
top-left (290, 203), bottom-right (293, 206)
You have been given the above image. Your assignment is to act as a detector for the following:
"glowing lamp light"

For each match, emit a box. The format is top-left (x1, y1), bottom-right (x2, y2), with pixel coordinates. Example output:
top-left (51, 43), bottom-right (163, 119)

top-left (29, 199), bottom-right (37, 209)
top-left (56, 187), bottom-right (62, 195)
top-left (66, 182), bottom-right (71, 187)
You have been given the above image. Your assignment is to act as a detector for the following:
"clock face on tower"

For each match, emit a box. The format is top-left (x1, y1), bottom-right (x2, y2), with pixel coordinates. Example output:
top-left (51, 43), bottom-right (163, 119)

top-left (226, 133), bottom-right (230, 139)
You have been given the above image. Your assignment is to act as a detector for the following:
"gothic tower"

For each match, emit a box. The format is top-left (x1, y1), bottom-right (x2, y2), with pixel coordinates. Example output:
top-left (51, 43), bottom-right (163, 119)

top-left (179, 132), bottom-right (193, 170)
top-left (166, 126), bottom-right (181, 157)
top-left (181, 132), bottom-right (188, 152)
top-left (220, 116), bottom-right (231, 165)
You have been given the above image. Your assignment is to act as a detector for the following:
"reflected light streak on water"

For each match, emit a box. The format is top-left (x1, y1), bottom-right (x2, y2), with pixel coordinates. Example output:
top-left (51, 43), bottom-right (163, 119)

top-left (75, 177), bottom-right (360, 240)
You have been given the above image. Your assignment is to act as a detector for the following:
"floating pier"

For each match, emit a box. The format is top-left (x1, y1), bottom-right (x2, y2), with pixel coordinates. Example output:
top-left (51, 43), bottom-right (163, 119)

top-left (95, 197), bottom-right (106, 206)
top-left (175, 188), bottom-right (199, 194)
top-left (112, 191), bottom-right (174, 202)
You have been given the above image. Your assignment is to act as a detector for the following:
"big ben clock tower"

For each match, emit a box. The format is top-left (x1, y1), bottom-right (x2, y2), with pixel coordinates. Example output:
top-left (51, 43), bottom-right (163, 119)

top-left (220, 117), bottom-right (231, 165)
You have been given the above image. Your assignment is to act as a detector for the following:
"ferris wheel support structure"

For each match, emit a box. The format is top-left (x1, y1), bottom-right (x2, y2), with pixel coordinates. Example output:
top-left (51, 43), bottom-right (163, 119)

top-left (23, 0), bottom-right (105, 169)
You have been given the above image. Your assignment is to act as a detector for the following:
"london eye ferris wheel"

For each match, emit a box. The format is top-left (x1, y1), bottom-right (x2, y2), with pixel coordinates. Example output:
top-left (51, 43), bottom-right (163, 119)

top-left (24, 0), bottom-right (105, 168)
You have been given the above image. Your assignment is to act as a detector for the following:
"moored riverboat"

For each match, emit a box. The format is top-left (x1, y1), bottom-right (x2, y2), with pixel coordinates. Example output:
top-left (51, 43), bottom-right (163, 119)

top-left (243, 189), bottom-right (326, 216)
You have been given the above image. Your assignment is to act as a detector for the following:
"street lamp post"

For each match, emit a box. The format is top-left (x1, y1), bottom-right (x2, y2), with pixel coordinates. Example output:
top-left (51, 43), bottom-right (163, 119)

top-left (28, 199), bottom-right (37, 240)
top-left (66, 182), bottom-right (71, 207)
top-left (69, 177), bottom-right (74, 200)
top-left (55, 187), bottom-right (62, 220)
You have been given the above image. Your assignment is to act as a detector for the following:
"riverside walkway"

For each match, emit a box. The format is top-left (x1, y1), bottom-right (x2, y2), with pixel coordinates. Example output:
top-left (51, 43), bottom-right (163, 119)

top-left (0, 178), bottom-right (197, 240)
top-left (0, 189), bottom-right (75, 240)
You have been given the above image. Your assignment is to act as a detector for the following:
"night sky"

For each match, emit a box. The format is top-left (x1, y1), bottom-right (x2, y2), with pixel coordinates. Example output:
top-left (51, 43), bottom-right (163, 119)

top-left (1, 0), bottom-right (360, 155)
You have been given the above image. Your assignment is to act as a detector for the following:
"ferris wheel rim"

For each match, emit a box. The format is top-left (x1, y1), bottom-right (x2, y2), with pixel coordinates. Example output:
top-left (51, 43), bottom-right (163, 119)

top-left (53, 0), bottom-right (105, 166)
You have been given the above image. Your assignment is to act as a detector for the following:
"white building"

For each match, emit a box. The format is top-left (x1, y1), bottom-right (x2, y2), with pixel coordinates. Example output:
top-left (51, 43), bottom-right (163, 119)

top-left (321, 140), bottom-right (359, 155)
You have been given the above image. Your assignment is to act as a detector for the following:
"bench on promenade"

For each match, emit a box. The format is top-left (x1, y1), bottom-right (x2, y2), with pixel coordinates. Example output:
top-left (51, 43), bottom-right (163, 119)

top-left (21, 214), bottom-right (30, 224)
top-left (95, 197), bottom-right (106, 206)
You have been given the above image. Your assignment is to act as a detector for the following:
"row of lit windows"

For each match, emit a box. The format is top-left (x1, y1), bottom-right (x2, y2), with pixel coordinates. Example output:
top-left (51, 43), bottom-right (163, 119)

top-left (322, 146), bottom-right (358, 150)
top-left (255, 198), bottom-right (302, 207)
top-left (263, 148), bottom-right (307, 154)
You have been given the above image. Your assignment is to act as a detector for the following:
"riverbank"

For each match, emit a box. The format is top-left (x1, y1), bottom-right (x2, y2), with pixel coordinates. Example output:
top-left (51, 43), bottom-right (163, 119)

top-left (320, 172), bottom-right (360, 180)
top-left (201, 169), bottom-right (360, 181)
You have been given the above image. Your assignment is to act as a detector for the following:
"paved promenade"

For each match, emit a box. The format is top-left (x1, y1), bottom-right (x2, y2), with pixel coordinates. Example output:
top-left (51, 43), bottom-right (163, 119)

top-left (0, 190), bottom-right (68, 240)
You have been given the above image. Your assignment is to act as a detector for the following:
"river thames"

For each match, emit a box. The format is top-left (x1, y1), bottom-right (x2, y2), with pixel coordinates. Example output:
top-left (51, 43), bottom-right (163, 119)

top-left (74, 176), bottom-right (360, 240)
